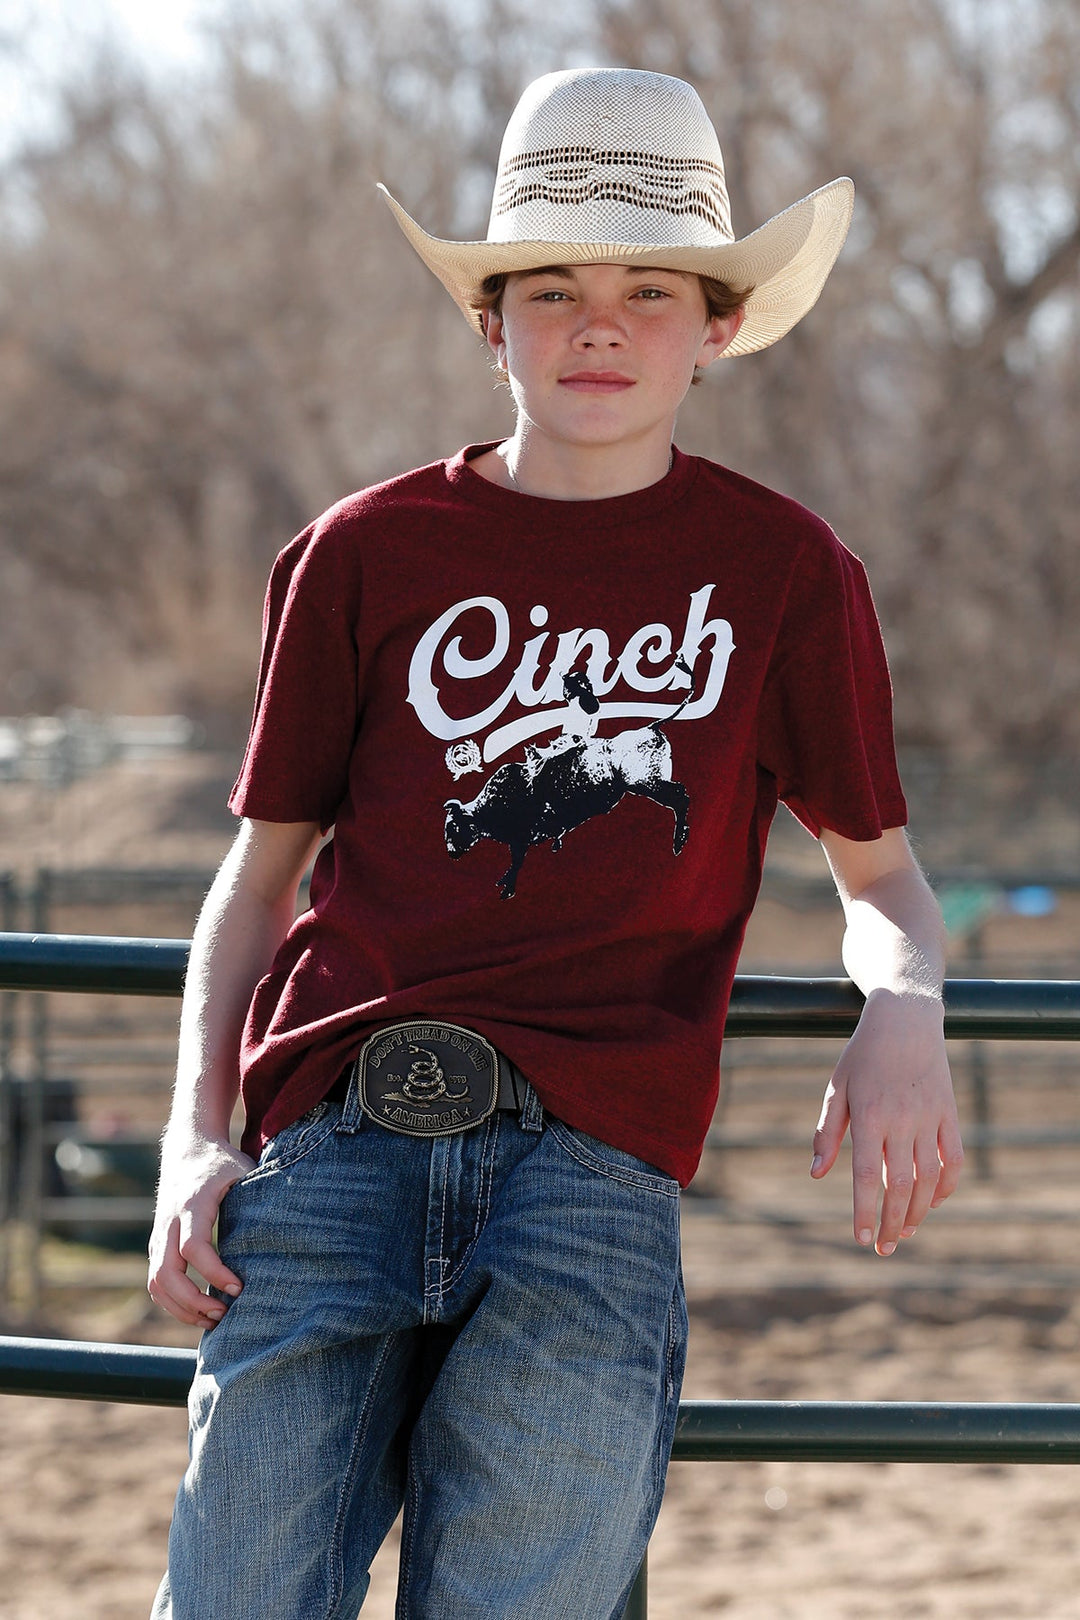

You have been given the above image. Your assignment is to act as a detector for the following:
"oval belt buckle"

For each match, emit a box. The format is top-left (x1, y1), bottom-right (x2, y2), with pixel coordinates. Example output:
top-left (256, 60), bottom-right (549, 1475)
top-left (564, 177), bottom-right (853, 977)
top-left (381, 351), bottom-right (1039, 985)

top-left (357, 1020), bottom-right (499, 1137)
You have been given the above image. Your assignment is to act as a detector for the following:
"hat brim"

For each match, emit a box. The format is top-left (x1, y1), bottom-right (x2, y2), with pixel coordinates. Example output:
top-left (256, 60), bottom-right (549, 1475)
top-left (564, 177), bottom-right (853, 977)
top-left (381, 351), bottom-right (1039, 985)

top-left (377, 177), bottom-right (854, 357)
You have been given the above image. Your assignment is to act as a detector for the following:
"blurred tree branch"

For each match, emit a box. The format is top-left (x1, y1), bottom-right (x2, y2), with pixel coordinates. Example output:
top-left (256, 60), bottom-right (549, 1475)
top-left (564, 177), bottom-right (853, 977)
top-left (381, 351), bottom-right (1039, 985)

top-left (0, 0), bottom-right (1075, 777)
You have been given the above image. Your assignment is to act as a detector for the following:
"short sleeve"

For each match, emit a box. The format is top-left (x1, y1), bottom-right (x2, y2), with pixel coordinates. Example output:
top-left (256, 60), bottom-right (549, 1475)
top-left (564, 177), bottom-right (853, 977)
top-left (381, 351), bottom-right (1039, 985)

top-left (756, 527), bottom-right (907, 841)
top-left (229, 511), bottom-right (362, 833)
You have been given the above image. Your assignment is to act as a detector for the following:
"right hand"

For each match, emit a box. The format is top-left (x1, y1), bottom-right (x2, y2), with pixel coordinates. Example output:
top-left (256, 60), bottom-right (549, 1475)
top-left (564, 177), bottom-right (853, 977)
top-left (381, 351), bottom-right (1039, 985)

top-left (148, 1137), bottom-right (256, 1329)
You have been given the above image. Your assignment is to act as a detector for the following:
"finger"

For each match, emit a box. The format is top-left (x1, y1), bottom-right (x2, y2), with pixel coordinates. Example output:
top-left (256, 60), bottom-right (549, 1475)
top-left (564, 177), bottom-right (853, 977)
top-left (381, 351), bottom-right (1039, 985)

top-left (148, 1226), bottom-right (231, 1328)
top-left (811, 1081), bottom-right (849, 1178)
top-left (898, 1131), bottom-right (941, 1238)
top-left (149, 1271), bottom-right (229, 1329)
top-left (874, 1140), bottom-right (915, 1256)
top-left (156, 1293), bottom-right (227, 1330)
top-left (178, 1228), bottom-right (244, 1296)
top-left (931, 1119), bottom-right (965, 1206)
top-left (850, 1141), bottom-right (884, 1249)
top-left (176, 1184), bottom-right (246, 1294)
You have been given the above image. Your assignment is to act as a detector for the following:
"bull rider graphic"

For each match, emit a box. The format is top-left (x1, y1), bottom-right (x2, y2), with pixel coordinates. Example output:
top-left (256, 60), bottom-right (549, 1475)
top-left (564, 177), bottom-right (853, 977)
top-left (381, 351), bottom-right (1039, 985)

top-left (443, 662), bottom-right (695, 899)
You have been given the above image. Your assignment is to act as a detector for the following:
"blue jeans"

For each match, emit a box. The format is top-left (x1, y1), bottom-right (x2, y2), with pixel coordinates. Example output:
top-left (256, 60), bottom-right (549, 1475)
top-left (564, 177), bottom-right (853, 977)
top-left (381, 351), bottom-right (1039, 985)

top-left (151, 1072), bottom-right (686, 1619)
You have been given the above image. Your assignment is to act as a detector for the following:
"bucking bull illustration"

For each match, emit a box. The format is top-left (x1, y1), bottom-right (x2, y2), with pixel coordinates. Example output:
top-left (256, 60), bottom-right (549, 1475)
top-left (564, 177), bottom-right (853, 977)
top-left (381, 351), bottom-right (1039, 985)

top-left (443, 662), bottom-right (695, 899)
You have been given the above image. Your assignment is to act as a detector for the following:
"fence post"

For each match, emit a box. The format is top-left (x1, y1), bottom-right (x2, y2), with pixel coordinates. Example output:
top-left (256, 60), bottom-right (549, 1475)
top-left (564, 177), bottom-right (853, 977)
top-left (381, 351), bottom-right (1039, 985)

top-left (624, 1555), bottom-right (647, 1619)
top-left (0, 874), bottom-right (19, 1304)
top-left (21, 869), bottom-right (53, 1313)
top-left (965, 926), bottom-right (993, 1181)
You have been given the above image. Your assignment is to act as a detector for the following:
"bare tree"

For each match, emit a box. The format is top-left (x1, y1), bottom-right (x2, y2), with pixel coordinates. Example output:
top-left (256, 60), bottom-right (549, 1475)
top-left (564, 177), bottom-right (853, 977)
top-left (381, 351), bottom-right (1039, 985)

top-left (594, 0), bottom-right (1079, 757)
top-left (0, 0), bottom-right (1076, 803)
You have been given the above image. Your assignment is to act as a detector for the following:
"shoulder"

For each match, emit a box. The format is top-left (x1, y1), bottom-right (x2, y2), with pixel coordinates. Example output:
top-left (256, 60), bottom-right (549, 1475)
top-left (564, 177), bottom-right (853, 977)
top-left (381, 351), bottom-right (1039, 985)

top-left (687, 453), bottom-right (870, 598)
top-left (294, 456), bottom-right (450, 552)
top-left (329, 455), bottom-right (455, 526)
top-left (269, 456), bottom-right (454, 593)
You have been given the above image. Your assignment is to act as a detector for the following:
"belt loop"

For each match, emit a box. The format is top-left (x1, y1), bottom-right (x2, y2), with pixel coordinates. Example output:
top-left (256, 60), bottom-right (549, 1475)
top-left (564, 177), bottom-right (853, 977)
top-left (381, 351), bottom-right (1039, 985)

top-left (519, 1074), bottom-right (544, 1134)
top-left (336, 1058), bottom-right (365, 1134)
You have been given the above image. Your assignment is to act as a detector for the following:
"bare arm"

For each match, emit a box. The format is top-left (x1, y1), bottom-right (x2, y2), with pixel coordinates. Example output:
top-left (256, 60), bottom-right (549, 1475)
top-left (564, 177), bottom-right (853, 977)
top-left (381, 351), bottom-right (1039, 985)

top-left (148, 817), bottom-right (321, 1327)
top-left (812, 826), bottom-right (964, 1256)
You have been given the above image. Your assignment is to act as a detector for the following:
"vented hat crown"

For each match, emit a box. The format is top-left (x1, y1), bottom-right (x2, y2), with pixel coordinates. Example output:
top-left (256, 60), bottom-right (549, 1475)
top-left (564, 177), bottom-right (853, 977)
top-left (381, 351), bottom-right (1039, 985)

top-left (379, 68), bottom-right (854, 357)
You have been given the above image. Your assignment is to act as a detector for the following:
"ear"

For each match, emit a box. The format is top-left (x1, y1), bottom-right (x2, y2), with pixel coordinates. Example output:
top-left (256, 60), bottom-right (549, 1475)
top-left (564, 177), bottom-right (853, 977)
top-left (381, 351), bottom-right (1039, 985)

top-left (696, 307), bottom-right (746, 371)
top-left (483, 306), bottom-right (508, 369)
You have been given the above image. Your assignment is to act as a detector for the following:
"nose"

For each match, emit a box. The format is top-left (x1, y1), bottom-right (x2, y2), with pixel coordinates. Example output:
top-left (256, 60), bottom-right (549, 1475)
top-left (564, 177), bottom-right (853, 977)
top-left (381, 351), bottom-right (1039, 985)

top-left (572, 301), bottom-right (629, 350)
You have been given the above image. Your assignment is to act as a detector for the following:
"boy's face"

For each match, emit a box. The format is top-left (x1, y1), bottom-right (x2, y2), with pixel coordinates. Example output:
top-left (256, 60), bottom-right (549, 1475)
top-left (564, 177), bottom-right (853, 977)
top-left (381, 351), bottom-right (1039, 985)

top-left (484, 264), bottom-right (742, 458)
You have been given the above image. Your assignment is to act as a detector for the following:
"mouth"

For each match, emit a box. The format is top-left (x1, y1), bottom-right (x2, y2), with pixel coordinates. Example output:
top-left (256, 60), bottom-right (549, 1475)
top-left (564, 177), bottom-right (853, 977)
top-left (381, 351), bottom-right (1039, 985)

top-left (558, 372), bottom-right (636, 393)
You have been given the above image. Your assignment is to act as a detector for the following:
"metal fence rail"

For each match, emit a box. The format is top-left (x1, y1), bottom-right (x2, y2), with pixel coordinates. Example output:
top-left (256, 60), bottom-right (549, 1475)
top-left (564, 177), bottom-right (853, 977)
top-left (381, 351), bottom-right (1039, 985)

top-left (5, 1336), bottom-right (1080, 1462)
top-left (4, 1338), bottom-right (1080, 1620)
top-left (0, 932), bottom-right (190, 996)
top-left (1, 933), bottom-right (1079, 1618)
top-left (2, 930), bottom-right (1079, 1034)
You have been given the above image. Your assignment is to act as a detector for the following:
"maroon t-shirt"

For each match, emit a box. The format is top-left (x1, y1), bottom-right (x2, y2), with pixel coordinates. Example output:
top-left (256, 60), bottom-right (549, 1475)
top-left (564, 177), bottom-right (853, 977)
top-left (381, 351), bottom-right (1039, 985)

top-left (229, 443), bottom-right (907, 1185)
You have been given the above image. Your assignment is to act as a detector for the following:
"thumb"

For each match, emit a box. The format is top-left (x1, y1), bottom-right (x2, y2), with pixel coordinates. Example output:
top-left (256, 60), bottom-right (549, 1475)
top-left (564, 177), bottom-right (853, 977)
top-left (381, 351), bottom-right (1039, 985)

top-left (811, 1078), bottom-right (849, 1179)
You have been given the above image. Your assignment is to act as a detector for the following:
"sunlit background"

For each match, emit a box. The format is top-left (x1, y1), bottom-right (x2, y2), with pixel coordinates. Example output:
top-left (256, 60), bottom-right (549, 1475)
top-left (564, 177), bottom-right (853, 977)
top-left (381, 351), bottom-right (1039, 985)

top-left (1, 0), bottom-right (1076, 850)
top-left (1, 7), bottom-right (1079, 1617)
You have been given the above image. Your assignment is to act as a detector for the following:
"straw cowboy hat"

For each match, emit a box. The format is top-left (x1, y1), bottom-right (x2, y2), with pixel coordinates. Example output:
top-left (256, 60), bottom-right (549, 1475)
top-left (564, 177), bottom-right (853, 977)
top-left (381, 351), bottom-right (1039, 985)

top-left (378, 67), bottom-right (855, 358)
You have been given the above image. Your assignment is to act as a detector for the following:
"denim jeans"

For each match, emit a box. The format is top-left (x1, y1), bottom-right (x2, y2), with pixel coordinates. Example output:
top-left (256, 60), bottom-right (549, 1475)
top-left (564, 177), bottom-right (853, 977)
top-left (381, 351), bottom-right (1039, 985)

top-left (151, 1070), bottom-right (686, 1619)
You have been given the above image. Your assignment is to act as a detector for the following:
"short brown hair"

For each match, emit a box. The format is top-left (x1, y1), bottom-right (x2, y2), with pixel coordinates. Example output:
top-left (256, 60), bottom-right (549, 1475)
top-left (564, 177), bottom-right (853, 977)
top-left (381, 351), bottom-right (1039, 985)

top-left (471, 270), bottom-right (752, 383)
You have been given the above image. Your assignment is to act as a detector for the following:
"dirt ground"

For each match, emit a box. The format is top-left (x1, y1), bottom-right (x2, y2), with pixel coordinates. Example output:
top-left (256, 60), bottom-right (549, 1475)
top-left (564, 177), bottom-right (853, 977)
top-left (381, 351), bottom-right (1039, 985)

top-left (5, 1147), bottom-right (1080, 1620)
top-left (2, 754), bottom-right (1080, 1617)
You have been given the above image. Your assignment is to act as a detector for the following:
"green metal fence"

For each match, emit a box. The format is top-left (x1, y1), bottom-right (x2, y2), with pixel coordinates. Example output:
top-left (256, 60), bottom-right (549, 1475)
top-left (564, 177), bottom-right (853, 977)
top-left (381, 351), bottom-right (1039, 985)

top-left (6, 1333), bottom-right (1080, 1462)
top-left (4, 1336), bottom-right (1080, 1618)
top-left (1, 931), bottom-right (1079, 1617)
top-left (2, 929), bottom-right (1078, 1031)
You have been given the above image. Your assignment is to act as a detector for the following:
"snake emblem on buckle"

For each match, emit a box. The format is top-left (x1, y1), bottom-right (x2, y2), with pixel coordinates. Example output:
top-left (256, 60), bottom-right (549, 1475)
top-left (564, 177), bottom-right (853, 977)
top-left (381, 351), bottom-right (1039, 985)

top-left (357, 1020), bottom-right (499, 1137)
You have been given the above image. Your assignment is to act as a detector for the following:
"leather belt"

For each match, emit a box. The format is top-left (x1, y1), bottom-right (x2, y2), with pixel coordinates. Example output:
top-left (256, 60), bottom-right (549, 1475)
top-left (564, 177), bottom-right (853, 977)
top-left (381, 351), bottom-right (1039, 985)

top-left (355, 1020), bottom-right (522, 1138)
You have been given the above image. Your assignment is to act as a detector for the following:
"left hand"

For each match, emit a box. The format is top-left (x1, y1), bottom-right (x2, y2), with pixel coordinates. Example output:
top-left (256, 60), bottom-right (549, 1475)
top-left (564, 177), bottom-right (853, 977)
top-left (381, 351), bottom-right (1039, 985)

top-left (810, 988), bottom-right (964, 1256)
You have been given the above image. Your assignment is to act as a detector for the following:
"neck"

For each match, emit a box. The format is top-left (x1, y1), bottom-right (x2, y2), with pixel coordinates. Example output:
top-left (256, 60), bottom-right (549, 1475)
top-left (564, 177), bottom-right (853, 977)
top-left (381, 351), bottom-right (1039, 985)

top-left (496, 425), bottom-right (676, 500)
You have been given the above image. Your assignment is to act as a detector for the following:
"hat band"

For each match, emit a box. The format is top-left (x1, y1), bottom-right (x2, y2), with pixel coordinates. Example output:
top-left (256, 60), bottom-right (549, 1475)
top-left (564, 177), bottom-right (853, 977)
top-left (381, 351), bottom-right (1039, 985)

top-left (492, 145), bottom-right (732, 240)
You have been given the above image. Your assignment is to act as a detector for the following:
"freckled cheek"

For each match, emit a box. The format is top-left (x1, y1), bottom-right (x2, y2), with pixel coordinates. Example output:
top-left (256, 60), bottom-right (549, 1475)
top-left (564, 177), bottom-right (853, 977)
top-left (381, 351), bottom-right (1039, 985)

top-left (504, 334), bottom-right (560, 378)
top-left (647, 354), bottom-right (695, 394)
top-left (639, 329), bottom-right (700, 378)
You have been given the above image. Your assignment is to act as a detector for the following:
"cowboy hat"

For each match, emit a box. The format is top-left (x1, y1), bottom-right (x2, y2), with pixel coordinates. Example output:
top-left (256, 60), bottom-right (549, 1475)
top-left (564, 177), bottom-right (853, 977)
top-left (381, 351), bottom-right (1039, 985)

top-left (378, 67), bottom-right (854, 358)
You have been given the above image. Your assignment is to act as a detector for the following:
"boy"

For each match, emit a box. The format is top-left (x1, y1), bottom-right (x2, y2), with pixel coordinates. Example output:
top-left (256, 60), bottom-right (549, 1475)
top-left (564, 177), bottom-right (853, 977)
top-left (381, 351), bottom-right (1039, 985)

top-left (148, 68), bottom-right (962, 1619)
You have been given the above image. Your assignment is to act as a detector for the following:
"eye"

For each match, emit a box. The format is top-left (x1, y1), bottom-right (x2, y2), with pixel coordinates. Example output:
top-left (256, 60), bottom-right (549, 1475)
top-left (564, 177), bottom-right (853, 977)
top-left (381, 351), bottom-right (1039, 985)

top-left (633, 286), bottom-right (673, 302)
top-left (532, 288), bottom-right (571, 303)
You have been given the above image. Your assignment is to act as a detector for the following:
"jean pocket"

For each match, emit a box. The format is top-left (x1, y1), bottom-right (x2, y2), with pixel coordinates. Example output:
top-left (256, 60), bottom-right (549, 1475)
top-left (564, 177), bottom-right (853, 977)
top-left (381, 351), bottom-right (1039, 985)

top-left (547, 1120), bottom-right (680, 1196)
top-left (231, 1101), bottom-right (335, 1187)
